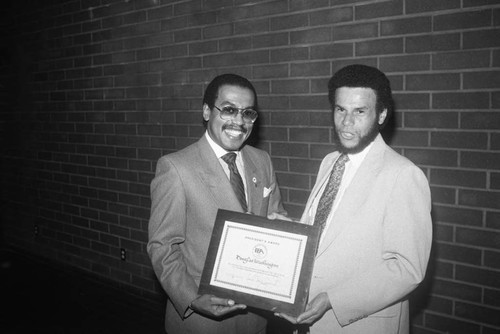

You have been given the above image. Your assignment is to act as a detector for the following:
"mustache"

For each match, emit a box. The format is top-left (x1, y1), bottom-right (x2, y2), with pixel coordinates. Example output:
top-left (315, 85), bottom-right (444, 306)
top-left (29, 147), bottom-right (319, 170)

top-left (222, 124), bottom-right (248, 133)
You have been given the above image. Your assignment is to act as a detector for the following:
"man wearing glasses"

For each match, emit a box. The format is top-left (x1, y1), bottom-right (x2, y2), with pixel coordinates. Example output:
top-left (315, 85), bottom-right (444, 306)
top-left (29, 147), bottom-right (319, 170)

top-left (148, 74), bottom-right (287, 334)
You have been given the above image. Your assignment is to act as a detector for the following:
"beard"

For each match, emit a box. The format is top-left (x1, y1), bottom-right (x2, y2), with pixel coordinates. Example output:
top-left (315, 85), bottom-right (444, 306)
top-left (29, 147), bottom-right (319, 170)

top-left (333, 120), bottom-right (380, 154)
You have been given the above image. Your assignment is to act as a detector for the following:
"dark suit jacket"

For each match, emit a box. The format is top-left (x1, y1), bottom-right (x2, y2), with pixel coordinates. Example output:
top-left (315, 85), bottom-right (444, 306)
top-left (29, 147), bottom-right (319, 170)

top-left (148, 135), bottom-right (286, 334)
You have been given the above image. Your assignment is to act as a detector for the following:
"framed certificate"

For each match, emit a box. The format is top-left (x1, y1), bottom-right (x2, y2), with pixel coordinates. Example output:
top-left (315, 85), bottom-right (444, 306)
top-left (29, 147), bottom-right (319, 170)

top-left (198, 209), bottom-right (320, 317)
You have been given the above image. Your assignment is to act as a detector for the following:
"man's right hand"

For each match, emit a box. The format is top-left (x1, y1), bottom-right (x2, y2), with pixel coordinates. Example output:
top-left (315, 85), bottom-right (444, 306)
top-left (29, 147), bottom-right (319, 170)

top-left (190, 294), bottom-right (247, 318)
top-left (267, 212), bottom-right (297, 222)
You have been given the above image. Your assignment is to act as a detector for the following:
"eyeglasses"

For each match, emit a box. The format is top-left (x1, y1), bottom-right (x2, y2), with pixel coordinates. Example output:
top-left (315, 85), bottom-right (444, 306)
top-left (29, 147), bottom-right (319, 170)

top-left (214, 106), bottom-right (258, 124)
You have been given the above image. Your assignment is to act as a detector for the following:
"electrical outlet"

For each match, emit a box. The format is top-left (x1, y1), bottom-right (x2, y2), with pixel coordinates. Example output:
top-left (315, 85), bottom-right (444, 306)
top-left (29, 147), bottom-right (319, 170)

top-left (120, 248), bottom-right (126, 261)
top-left (34, 225), bottom-right (39, 236)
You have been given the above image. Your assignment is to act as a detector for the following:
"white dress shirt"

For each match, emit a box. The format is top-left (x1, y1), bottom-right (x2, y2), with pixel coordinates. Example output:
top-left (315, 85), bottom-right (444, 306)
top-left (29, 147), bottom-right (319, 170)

top-left (205, 131), bottom-right (248, 200)
top-left (312, 141), bottom-right (375, 243)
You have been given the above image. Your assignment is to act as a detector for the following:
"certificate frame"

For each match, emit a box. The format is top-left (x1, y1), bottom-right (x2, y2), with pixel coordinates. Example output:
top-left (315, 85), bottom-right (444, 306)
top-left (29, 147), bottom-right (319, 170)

top-left (198, 209), bottom-right (320, 317)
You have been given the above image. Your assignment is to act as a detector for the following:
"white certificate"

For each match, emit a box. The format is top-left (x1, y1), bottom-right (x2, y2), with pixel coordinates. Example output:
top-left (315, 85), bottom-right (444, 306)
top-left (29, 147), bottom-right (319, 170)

top-left (210, 220), bottom-right (307, 303)
top-left (199, 209), bottom-right (320, 316)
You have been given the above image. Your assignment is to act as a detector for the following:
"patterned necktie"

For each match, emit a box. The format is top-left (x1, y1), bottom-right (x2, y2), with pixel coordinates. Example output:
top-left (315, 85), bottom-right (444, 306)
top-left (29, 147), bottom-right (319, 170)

top-left (313, 154), bottom-right (349, 236)
top-left (221, 152), bottom-right (248, 212)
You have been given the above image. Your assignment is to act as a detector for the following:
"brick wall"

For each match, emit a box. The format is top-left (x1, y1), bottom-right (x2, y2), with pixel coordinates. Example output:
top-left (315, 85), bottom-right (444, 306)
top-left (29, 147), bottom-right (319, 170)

top-left (0, 0), bottom-right (499, 332)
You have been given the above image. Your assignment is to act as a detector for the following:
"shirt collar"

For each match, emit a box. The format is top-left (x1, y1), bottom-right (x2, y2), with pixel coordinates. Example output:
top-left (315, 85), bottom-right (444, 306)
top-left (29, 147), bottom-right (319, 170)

top-left (205, 131), bottom-right (239, 159)
top-left (346, 139), bottom-right (374, 168)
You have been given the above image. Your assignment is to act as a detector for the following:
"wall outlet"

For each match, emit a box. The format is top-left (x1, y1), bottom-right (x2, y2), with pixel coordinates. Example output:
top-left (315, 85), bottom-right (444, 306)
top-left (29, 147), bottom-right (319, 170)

top-left (34, 224), bottom-right (39, 236)
top-left (120, 248), bottom-right (126, 261)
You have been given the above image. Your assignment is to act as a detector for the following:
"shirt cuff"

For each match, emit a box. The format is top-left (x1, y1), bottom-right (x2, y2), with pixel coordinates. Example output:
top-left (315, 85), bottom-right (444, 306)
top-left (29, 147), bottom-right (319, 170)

top-left (183, 302), bottom-right (195, 319)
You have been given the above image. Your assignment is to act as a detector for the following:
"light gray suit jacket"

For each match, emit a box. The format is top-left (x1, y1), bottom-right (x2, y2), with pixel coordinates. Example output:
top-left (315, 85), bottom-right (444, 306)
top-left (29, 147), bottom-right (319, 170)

top-left (148, 135), bottom-right (286, 334)
top-left (300, 135), bottom-right (432, 334)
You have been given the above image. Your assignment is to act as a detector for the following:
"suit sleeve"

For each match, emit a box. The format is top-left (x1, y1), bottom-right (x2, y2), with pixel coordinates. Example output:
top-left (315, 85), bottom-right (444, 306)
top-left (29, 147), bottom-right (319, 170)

top-left (329, 165), bottom-right (432, 326)
top-left (147, 156), bottom-right (198, 318)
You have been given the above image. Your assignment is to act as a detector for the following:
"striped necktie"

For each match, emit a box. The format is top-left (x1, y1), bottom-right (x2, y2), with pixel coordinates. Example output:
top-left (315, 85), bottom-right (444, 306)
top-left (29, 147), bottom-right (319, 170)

top-left (313, 154), bottom-right (349, 236)
top-left (222, 152), bottom-right (247, 212)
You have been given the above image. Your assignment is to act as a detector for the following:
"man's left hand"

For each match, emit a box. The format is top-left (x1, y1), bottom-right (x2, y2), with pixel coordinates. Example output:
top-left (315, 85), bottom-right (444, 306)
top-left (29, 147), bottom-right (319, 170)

top-left (274, 292), bottom-right (331, 325)
top-left (267, 212), bottom-right (297, 222)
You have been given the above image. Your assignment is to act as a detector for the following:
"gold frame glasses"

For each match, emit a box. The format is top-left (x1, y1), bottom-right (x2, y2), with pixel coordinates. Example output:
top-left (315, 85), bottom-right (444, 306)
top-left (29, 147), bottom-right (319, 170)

top-left (214, 106), bottom-right (258, 124)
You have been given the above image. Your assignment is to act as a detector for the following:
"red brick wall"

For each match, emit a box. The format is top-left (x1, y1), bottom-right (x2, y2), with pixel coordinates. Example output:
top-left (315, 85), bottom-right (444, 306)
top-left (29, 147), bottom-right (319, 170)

top-left (1, 0), bottom-right (499, 332)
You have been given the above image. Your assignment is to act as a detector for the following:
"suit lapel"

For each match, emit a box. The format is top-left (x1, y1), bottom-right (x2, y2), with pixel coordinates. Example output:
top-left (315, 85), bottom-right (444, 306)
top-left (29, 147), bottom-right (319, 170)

top-left (301, 152), bottom-right (341, 226)
top-left (241, 147), bottom-right (262, 215)
top-left (195, 136), bottom-right (243, 212)
top-left (316, 135), bottom-right (387, 257)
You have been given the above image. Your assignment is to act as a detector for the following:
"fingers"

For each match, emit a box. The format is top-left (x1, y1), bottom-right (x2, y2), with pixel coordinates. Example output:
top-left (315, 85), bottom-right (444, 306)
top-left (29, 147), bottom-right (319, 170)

top-left (295, 293), bottom-right (330, 324)
top-left (274, 312), bottom-right (299, 324)
top-left (267, 212), bottom-right (295, 222)
top-left (274, 304), bottom-right (319, 325)
top-left (193, 295), bottom-right (247, 318)
top-left (210, 296), bottom-right (245, 309)
top-left (296, 310), bottom-right (318, 324)
top-left (222, 304), bottom-right (247, 314)
top-left (209, 296), bottom-right (233, 305)
top-left (210, 297), bottom-right (246, 317)
top-left (267, 212), bottom-right (279, 220)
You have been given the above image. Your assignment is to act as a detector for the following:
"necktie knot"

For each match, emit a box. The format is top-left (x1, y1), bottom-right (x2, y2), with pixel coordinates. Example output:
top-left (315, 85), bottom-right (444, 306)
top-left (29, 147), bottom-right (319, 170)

top-left (222, 152), bottom-right (237, 165)
top-left (337, 153), bottom-right (349, 166)
top-left (222, 152), bottom-right (239, 175)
